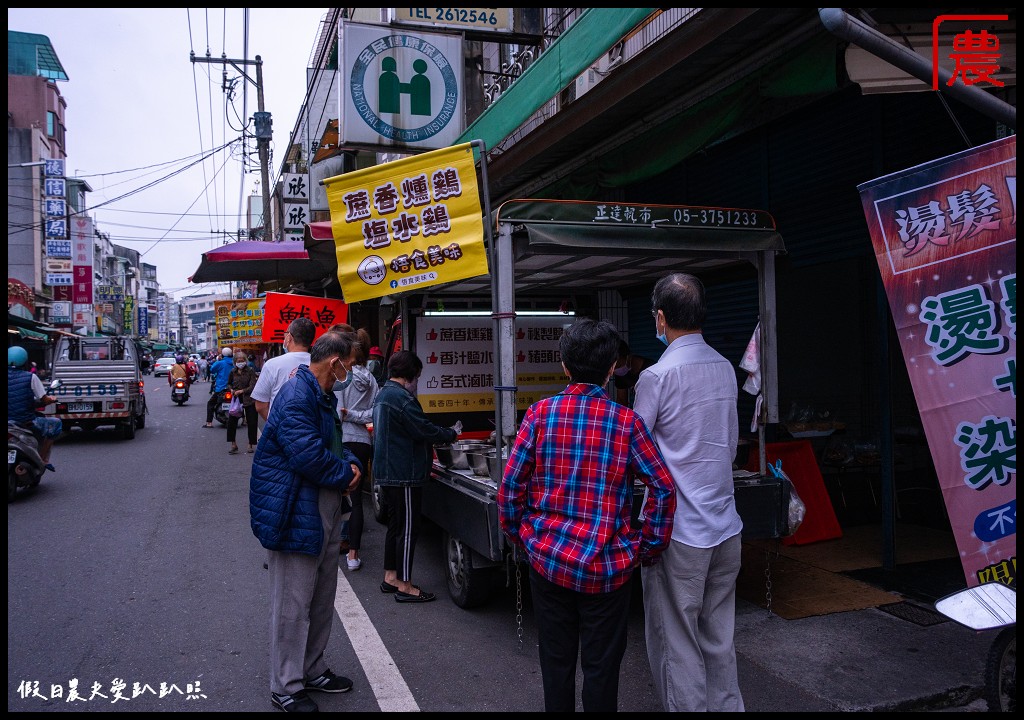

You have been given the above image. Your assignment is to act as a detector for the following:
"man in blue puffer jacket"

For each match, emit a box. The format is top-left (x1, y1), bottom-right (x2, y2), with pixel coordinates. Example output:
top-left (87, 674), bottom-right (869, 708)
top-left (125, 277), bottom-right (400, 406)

top-left (249, 331), bottom-right (362, 713)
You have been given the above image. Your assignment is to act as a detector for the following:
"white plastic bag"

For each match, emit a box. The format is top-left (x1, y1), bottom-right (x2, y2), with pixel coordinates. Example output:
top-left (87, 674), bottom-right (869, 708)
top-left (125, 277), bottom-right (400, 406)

top-left (768, 459), bottom-right (806, 537)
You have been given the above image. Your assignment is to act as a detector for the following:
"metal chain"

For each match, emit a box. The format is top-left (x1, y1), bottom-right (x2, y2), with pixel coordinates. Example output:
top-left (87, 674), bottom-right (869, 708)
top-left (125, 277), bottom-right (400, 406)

top-left (763, 549), bottom-right (774, 616)
top-left (515, 558), bottom-right (524, 648)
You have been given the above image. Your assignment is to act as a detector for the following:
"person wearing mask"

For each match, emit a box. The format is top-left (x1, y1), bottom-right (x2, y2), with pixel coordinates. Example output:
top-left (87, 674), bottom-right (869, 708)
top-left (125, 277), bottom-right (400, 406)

top-left (610, 339), bottom-right (655, 407)
top-left (226, 351), bottom-right (259, 454)
top-left (204, 347), bottom-right (235, 428)
top-left (252, 317), bottom-right (317, 422)
top-left (366, 345), bottom-right (386, 386)
top-left (372, 350), bottom-right (461, 603)
top-left (498, 319), bottom-right (676, 712)
top-left (634, 272), bottom-right (745, 712)
top-left (196, 355), bottom-right (208, 383)
top-left (249, 331), bottom-right (362, 713)
top-left (335, 328), bottom-right (379, 571)
top-left (7, 346), bottom-right (62, 471)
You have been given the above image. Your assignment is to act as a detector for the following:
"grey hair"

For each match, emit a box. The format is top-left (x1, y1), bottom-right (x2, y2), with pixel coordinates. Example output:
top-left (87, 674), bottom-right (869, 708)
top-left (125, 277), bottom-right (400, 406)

top-left (309, 330), bottom-right (356, 364)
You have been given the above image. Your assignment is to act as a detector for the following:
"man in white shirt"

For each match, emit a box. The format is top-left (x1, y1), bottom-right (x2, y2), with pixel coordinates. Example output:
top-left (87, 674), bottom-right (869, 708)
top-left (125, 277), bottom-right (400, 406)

top-left (252, 317), bottom-right (316, 421)
top-left (633, 272), bottom-right (744, 713)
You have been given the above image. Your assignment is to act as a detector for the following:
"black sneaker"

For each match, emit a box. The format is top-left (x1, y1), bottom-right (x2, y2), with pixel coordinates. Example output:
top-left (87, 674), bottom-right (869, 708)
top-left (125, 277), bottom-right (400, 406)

top-left (271, 690), bottom-right (318, 712)
top-left (305, 670), bottom-right (353, 694)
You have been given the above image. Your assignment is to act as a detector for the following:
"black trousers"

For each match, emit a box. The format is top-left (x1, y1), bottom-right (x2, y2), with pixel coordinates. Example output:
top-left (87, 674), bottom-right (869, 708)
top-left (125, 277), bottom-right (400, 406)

top-left (205, 390), bottom-right (222, 423)
top-left (226, 404), bottom-right (258, 446)
top-left (342, 442), bottom-right (372, 551)
top-left (381, 485), bottom-right (422, 583)
top-left (528, 566), bottom-right (632, 712)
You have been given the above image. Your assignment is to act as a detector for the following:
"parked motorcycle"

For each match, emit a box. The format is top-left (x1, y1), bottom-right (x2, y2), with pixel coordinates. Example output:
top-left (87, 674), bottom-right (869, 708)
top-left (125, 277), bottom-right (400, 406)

top-left (934, 581), bottom-right (1016, 712)
top-left (8, 379), bottom-right (62, 502)
top-left (171, 377), bottom-right (190, 405)
top-left (213, 388), bottom-right (233, 426)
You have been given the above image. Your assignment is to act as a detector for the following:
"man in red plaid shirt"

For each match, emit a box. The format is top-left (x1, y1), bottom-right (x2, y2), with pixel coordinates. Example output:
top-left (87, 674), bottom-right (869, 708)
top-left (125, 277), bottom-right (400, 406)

top-left (498, 318), bottom-right (675, 713)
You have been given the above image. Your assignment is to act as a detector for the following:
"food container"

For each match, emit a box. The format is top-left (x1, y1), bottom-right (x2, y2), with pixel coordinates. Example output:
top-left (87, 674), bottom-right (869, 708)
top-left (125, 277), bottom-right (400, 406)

top-left (466, 451), bottom-right (491, 477)
top-left (485, 451), bottom-right (509, 479)
top-left (435, 440), bottom-right (491, 470)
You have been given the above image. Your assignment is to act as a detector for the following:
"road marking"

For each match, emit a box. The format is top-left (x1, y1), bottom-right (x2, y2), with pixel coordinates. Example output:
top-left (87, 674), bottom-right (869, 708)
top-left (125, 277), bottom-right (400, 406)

top-left (334, 568), bottom-right (419, 711)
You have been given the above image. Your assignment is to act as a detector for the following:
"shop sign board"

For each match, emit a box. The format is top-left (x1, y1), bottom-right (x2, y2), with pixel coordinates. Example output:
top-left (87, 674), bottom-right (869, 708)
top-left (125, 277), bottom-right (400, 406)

top-left (415, 315), bottom-right (570, 415)
top-left (324, 142), bottom-right (488, 303)
top-left (858, 135), bottom-right (1016, 589)
top-left (260, 292), bottom-right (348, 344)
top-left (340, 22), bottom-right (464, 151)
top-left (214, 299), bottom-right (264, 343)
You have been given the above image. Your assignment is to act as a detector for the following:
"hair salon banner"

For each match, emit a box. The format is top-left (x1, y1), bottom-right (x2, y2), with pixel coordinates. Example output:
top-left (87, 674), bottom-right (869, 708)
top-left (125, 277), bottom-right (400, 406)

top-left (858, 135), bottom-right (1015, 589)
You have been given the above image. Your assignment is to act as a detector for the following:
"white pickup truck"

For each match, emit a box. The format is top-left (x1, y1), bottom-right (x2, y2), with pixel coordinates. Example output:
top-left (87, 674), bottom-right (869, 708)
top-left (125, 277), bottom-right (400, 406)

top-left (43, 335), bottom-right (147, 439)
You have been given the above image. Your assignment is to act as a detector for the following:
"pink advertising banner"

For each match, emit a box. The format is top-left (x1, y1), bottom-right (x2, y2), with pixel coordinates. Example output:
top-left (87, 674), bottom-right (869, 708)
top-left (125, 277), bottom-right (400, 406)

top-left (858, 135), bottom-right (1016, 588)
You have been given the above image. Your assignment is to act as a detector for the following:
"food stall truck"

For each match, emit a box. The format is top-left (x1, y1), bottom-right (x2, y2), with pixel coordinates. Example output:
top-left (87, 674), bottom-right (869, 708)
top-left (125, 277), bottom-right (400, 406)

top-left (370, 199), bottom-right (796, 608)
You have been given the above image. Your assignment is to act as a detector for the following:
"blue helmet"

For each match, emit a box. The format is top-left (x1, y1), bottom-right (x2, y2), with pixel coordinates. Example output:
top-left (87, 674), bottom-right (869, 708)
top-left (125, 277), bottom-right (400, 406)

top-left (8, 346), bottom-right (29, 368)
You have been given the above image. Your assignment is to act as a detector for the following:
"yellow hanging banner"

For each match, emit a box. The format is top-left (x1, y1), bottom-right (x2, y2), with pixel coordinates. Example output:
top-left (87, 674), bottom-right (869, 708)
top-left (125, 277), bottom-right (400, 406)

top-left (324, 142), bottom-right (489, 303)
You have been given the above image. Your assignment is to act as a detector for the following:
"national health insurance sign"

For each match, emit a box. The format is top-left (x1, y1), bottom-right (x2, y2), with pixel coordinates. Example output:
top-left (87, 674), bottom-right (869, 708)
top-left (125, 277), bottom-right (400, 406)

top-left (323, 142), bottom-right (488, 303)
top-left (858, 135), bottom-right (1015, 590)
top-left (341, 21), bottom-right (464, 151)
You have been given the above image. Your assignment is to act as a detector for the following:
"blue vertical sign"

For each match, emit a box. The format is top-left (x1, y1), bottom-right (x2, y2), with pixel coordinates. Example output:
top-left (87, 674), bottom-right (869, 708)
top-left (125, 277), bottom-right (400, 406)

top-left (138, 304), bottom-right (148, 336)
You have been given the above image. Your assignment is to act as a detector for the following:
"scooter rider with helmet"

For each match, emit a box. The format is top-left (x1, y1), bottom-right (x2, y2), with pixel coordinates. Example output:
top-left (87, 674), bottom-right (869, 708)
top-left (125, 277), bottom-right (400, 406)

top-left (7, 346), bottom-right (62, 472)
top-left (169, 354), bottom-right (191, 388)
top-left (204, 347), bottom-right (235, 428)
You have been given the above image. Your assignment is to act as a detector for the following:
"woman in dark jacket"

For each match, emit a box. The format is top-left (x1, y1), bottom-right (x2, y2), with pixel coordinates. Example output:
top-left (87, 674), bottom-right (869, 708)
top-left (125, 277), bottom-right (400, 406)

top-left (372, 350), bottom-right (461, 603)
top-left (227, 350), bottom-right (259, 454)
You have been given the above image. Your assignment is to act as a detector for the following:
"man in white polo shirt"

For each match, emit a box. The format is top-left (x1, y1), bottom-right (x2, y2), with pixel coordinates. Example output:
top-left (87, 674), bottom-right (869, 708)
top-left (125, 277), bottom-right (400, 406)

top-left (252, 317), bottom-right (316, 421)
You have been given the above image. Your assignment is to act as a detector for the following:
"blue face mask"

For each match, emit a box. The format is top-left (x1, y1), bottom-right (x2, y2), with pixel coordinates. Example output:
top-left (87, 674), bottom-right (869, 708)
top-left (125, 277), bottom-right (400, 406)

top-left (656, 332), bottom-right (669, 347)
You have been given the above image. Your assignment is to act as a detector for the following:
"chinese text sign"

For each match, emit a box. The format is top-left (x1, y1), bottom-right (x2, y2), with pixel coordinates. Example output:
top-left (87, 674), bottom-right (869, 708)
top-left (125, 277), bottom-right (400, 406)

top-left (416, 316), bottom-right (570, 415)
top-left (260, 293), bottom-right (349, 344)
top-left (324, 142), bottom-right (488, 303)
top-left (858, 135), bottom-right (1016, 589)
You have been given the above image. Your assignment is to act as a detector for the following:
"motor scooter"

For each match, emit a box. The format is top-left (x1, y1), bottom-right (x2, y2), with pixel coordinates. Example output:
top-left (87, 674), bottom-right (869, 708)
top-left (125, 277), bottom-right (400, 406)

top-left (933, 581), bottom-right (1016, 712)
top-left (172, 377), bottom-right (190, 405)
top-left (8, 379), bottom-right (62, 502)
top-left (213, 388), bottom-right (234, 426)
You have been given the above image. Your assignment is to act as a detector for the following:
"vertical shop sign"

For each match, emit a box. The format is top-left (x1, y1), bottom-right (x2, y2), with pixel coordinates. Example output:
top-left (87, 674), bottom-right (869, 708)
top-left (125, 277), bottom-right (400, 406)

top-left (71, 216), bottom-right (94, 306)
top-left (858, 135), bottom-right (1016, 589)
top-left (123, 296), bottom-right (135, 336)
top-left (324, 142), bottom-right (488, 302)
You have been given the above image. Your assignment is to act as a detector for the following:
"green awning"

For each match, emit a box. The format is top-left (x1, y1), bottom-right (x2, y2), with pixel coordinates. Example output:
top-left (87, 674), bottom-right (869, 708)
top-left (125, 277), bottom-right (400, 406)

top-left (153, 343), bottom-right (172, 351)
top-left (12, 326), bottom-right (50, 341)
top-left (456, 8), bottom-right (655, 150)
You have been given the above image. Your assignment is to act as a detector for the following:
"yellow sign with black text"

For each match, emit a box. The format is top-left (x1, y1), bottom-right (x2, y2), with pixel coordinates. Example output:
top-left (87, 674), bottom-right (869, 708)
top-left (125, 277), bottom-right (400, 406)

top-left (324, 143), bottom-right (488, 303)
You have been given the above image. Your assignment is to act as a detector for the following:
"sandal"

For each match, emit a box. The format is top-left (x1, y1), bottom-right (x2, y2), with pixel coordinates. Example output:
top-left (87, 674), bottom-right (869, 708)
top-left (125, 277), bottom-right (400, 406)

top-left (228, 447), bottom-right (239, 455)
top-left (247, 447), bottom-right (255, 453)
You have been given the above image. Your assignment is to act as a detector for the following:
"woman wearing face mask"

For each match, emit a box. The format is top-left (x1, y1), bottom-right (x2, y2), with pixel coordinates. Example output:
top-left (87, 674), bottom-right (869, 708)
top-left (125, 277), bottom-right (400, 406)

top-left (611, 340), bottom-right (655, 407)
top-left (227, 350), bottom-right (259, 454)
top-left (333, 328), bottom-right (379, 571)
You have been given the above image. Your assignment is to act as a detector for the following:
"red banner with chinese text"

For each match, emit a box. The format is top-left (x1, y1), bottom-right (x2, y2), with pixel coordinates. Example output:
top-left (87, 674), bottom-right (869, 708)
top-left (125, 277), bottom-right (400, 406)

top-left (858, 135), bottom-right (1016, 589)
top-left (260, 293), bottom-right (349, 344)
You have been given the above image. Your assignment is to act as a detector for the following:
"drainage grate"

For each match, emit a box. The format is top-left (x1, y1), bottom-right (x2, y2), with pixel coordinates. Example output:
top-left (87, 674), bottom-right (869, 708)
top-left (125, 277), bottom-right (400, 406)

top-left (878, 601), bottom-right (949, 626)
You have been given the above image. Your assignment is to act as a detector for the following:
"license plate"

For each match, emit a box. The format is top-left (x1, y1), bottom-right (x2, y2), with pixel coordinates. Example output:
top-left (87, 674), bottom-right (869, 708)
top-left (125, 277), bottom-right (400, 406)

top-left (7, 450), bottom-right (15, 465)
top-left (221, 403), bottom-right (231, 411)
top-left (68, 402), bottom-right (94, 413)
top-left (174, 388), bottom-right (186, 394)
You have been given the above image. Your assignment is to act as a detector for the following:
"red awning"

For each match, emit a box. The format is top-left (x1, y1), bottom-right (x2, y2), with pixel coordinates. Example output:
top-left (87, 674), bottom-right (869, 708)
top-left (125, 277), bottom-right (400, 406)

top-left (188, 240), bottom-right (330, 284)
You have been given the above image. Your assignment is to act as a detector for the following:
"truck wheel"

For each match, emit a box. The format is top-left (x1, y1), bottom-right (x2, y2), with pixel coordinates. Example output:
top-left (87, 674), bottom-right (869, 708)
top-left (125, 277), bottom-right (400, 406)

top-left (985, 626), bottom-right (1016, 712)
top-left (136, 411), bottom-right (145, 429)
top-left (370, 475), bottom-right (387, 525)
top-left (121, 413), bottom-right (136, 440)
top-left (443, 532), bottom-right (494, 609)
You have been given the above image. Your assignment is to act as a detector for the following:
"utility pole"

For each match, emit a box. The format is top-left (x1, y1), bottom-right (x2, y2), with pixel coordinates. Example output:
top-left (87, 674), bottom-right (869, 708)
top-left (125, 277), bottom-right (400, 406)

top-left (190, 52), bottom-right (274, 242)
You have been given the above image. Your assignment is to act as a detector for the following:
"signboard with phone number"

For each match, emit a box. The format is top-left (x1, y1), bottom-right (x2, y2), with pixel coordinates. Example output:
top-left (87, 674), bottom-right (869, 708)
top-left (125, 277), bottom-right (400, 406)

top-left (393, 7), bottom-right (513, 32)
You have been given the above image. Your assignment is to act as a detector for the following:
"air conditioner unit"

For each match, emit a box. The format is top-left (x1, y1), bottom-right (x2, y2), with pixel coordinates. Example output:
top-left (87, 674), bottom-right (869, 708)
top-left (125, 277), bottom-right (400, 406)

top-left (573, 44), bottom-right (624, 100)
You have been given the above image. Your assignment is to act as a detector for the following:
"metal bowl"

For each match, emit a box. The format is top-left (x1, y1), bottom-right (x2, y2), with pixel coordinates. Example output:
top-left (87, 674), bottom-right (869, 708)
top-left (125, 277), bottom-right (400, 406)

top-left (466, 451), bottom-right (491, 477)
top-left (435, 440), bottom-right (492, 470)
top-left (485, 452), bottom-right (509, 479)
